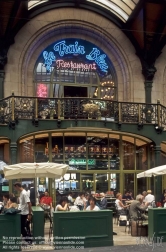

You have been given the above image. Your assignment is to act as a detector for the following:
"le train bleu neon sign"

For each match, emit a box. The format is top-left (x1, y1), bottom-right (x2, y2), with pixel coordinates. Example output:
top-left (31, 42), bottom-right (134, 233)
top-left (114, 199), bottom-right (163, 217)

top-left (43, 40), bottom-right (108, 73)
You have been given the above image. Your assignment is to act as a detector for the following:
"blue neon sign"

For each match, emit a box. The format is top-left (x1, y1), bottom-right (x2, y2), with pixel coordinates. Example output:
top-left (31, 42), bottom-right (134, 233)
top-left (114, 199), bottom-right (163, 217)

top-left (43, 51), bottom-right (56, 71)
top-left (42, 39), bottom-right (109, 73)
top-left (54, 41), bottom-right (85, 56)
top-left (86, 48), bottom-right (108, 72)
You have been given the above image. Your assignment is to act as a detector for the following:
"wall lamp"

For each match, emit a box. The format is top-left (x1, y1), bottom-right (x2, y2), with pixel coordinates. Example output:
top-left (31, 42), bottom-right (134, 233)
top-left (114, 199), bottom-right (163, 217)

top-left (137, 122), bottom-right (143, 130)
top-left (57, 119), bottom-right (61, 128)
top-left (154, 125), bottom-right (163, 134)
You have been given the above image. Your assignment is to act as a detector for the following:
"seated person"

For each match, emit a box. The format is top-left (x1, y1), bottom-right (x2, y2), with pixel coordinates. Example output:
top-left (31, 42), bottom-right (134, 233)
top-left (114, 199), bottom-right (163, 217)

top-left (84, 196), bottom-right (100, 211)
top-left (85, 193), bottom-right (100, 208)
top-left (8, 197), bottom-right (18, 209)
top-left (99, 192), bottom-right (107, 209)
top-left (129, 194), bottom-right (150, 220)
top-left (74, 192), bottom-right (86, 210)
top-left (122, 191), bottom-right (132, 201)
top-left (115, 193), bottom-right (128, 215)
top-left (144, 190), bottom-right (155, 205)
top-left (40, 191), bottom-right (52, 209)
top-left (3, 194), bottom-right (10, 208)
top-left (55, 196), bottom-right (69, 211)
top-left (68, 192), bottom-right (74, 204)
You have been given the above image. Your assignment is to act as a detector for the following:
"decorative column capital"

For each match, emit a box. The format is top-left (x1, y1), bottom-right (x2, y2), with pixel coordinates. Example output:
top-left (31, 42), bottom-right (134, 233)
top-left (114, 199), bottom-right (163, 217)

top-left (142, 64), bottom-right (157, 82)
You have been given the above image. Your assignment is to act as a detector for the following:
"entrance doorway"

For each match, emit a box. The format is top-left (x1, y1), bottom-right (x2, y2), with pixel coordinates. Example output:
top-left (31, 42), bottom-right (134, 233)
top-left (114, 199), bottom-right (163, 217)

top-left (64, 86), bottom-right (87, 97)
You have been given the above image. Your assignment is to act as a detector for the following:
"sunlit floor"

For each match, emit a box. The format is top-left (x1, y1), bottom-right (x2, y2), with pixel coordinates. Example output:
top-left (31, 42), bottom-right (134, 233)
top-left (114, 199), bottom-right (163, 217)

top-left (22, 218), bottom-right (146, 251)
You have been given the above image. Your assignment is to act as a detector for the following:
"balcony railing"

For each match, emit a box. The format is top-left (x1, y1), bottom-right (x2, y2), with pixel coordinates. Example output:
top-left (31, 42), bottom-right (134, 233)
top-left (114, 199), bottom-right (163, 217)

top-left (0, 95), bottom-right (166, 129)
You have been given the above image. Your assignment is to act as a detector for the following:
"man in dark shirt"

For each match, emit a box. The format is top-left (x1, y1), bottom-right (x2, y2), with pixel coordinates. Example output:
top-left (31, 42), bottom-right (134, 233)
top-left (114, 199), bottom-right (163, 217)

top-left (99, 193), bottom-right (107, 209)
top-left (122, 191), bottom-right (132, 201)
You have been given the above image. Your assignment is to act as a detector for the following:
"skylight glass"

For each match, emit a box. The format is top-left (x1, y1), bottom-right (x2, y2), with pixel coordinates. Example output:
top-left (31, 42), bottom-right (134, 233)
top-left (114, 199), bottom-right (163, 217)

top-left (28, 0), bottom-right (140, 22)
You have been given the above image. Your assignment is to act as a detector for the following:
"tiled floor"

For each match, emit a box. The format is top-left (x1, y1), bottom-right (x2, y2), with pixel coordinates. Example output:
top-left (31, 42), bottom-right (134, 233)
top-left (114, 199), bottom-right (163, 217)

top-left (22, 218), bottom-right (146, 251)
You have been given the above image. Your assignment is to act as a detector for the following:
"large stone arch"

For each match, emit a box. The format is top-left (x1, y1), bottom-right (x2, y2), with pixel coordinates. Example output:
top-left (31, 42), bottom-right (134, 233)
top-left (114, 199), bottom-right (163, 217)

top-left (4, 8), bottom-right (144, 102)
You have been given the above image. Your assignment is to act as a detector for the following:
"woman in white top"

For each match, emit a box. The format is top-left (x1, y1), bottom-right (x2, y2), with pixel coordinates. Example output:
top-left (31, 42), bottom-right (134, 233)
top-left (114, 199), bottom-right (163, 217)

top-left (55, 196), bottom-right (69, 211)
top-left (115, 193), bottom-right (128, 214)
top-left (84, 196), bottom-right (100, 211)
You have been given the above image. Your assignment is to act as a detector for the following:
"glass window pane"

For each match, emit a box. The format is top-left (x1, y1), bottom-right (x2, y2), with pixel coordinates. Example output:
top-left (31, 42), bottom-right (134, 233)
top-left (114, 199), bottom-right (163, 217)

top-left (56, 173), bottom-right (80, 192)
top-left (87, 135), bottom-right (108, 170)
top-left (81, 174), bottom-right (93, 192)
top-left (52, 136), bottom-right (63, 162)
top-left (64, 136), bottom-right (87, 170)
top-left (96, 174), bottom-right (108, 192)
top-left (110, 173), bottom-right (120, 194)
top-left (19, 138), bottom-right (34, 163)
top-left (123, 136), bottom-right (135, 170)
top-left (109, 137), bottom-right (120, 170)
top-left (136, 145), bottom-right (148, 170)
top-left (124, 174), bottom-right (134, 194)
top-left (35, 137), bottom-right (49, 162)
top-left (137, 177), bottom-right (146, 195)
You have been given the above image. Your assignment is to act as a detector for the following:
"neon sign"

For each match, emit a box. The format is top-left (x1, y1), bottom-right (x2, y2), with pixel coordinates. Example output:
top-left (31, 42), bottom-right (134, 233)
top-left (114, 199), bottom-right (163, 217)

top-left (43, 51), bottom-right (55, 71)
top-left (42, 39), bottom-right (109, 73)
top-left (54, 41), bottom-right (85, 56)
top-left (86, 48), bottom-right (108, 72)
top-left (37, 83), bottom-right (48, 97)
top-left (69, 159), bottom-right (96, 166)
top-left (56, 60), bottom-right (96, 71)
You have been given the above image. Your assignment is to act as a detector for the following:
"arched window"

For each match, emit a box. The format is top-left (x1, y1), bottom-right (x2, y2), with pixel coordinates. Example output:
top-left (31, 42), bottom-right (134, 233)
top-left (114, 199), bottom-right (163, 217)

top-left (34, 39), bottom-right (117, 100)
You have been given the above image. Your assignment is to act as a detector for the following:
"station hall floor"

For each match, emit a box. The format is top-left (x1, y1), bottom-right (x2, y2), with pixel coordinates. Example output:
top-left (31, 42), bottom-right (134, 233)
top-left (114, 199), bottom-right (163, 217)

top-left (22, 221), bottom-right (166, 252)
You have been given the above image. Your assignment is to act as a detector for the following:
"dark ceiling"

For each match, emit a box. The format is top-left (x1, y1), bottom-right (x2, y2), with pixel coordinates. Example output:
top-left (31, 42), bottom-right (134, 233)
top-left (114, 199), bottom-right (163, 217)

top-left (0, 0), bottom-right (166, 69)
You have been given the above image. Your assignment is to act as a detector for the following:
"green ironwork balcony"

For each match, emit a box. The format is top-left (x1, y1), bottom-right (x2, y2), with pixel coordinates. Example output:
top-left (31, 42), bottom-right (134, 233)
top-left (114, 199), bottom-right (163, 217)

top-left (0, 95), bottom-right (166, 129)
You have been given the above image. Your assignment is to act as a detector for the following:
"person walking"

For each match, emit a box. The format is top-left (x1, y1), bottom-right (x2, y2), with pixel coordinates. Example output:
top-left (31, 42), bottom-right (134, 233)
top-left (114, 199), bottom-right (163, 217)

top-left (14, 182), bottom-right (32, 244)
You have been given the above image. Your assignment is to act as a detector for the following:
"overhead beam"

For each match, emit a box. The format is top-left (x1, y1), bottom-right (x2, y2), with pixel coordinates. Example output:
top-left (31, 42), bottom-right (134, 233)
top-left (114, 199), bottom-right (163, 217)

top-left (149, 4), bottom-right (166, 60)
top-left (5, 0), bottom-right (28, 38)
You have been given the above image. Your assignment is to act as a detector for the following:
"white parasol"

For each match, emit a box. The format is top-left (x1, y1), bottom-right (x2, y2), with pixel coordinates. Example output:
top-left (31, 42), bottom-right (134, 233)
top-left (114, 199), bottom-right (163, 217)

top-left (3, 162), bottom-right (68, 180)
top-left (137, 164), bottom-right (166, 178)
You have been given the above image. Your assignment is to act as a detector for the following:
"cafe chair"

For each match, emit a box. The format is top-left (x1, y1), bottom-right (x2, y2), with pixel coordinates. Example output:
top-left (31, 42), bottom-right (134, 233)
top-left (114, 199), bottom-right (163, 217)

top-left (136, 210), bottom-right (148, 237)
top-left (125, 207), bottom-right (132, 234)
top-left (114, 204), bottom-right (120, 225)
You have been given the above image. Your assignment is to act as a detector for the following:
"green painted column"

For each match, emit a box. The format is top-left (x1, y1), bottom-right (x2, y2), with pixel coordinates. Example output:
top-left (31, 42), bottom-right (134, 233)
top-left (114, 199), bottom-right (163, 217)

top-left (0, 70), bottom-right (5, 99)
top-left (10, 142), bottom-right (17, 164)
top-left (144, 80), bottom-right (153, 104)
top-left (154, 145), bottom-right (162, 202)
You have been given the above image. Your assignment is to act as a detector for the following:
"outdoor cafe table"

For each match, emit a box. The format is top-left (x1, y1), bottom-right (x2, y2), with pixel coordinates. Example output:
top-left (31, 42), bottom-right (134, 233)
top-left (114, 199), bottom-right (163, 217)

top-left (0, 213), bottom-right (21, 251)
top-left (53, 210), bottom-right (113, 248)
top-left (148, 208), bottom-right (166, 242)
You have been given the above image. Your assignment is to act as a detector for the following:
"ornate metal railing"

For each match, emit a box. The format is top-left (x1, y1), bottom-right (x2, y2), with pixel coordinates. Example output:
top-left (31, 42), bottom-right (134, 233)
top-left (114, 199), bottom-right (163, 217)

top-left (0, 95), bottom-right (166, 129)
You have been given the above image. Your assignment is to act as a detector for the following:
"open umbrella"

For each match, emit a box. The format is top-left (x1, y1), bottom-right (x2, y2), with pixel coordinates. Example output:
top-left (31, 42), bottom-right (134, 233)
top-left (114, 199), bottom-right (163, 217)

top-left (3, 162), bottom-right (69, 206)
top-left (137, 164), bottom-right (166, 178)
top-left (0, 161), bottom-right (6, 171)
top-left (3, 162), bottom-right (68, 180)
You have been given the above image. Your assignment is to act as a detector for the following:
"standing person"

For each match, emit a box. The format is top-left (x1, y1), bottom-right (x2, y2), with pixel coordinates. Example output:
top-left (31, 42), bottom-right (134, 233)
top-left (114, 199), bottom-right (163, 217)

top-left (14, 182), bottom-right (32, 244)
